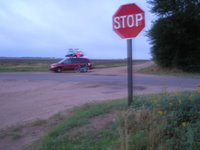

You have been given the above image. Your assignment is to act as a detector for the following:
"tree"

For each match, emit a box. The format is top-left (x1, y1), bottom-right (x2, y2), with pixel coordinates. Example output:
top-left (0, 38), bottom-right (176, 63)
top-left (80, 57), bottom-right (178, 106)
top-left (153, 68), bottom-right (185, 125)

top-left (148, 0), bottom-right (200, 72)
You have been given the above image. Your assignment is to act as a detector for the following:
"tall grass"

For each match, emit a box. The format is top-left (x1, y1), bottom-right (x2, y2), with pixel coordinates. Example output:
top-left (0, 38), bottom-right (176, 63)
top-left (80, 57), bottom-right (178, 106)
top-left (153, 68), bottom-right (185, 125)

top-left (119, 91), bottom-right (200, 150)
top-left (31, 91), bottom-right (200, 150)
top-left (138, 64), bottom-right (200, 77)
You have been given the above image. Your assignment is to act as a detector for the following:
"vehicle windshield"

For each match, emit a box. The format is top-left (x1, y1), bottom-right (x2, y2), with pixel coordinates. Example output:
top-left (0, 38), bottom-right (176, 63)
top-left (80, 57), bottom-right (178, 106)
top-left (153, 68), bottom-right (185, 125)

top-left (58, 58), bottom-right (67, 64)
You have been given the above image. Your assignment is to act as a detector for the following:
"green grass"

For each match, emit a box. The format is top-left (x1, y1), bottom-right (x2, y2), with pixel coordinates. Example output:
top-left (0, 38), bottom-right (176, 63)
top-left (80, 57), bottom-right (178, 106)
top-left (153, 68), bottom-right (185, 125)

top-left (31, 100), bottom-right (126, 150)
top-left (30, 91), bottom-right (200, 150)
top-left (138, 64), bottom-right (200, 77)
top-left (93, 59), bottom-right (148, 69)
top-left (0, 58), bottom-right (149, 72)
top-left (0, 58), bottom-right (59, 72)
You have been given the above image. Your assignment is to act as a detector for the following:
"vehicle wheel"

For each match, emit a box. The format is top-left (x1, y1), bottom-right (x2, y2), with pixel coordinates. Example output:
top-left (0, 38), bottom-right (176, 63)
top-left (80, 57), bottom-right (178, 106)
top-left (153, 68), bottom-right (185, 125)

top-left (56, 67), bottom-right (62, 73)
top-left (83, 67), bottom-right (89, 72)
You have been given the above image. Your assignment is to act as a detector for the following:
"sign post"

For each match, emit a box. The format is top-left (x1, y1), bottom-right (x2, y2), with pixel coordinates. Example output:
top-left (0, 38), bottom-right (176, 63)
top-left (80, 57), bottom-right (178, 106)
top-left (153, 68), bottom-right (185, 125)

top-left (113, 3), bottom-right (145, 106)
top-left (127, 39), bottom-right (133, 106)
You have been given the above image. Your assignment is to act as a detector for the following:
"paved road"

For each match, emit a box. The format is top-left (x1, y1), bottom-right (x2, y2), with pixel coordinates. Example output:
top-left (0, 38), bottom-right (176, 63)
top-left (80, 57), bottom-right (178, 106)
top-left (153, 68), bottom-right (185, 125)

top-left (0, 71), bottom-right (200, 128)
top-left (0, 72), bottom-right (199, 89)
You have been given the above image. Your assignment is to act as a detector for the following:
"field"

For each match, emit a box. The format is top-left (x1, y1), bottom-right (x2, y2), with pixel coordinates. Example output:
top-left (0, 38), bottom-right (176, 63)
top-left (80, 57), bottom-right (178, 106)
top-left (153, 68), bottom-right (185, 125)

top-left (0, 58), bottom-right (148, 72)
top-left (0, 58), bottom-right (58, 72)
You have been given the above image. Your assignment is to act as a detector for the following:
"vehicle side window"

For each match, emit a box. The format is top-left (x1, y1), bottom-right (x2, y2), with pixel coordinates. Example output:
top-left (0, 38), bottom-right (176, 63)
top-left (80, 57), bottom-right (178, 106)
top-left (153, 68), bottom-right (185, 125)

top-left (71, 59), bottom-right (78, 63)
top-left (80, 59), bottom-right (88, 63)
top-left (63, 59), bottom-right (71, 64)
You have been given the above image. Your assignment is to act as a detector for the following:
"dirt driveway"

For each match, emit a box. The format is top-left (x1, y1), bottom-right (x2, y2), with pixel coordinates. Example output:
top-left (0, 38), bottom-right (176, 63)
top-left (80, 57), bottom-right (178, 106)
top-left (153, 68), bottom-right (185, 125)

top-left (0, 61), bottom-right (198, 129)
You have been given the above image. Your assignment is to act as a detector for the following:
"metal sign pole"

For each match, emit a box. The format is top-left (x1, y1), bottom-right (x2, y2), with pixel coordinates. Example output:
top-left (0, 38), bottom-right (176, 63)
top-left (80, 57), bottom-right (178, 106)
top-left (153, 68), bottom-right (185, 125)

top-left (127, 39), bottom-right (133, 106)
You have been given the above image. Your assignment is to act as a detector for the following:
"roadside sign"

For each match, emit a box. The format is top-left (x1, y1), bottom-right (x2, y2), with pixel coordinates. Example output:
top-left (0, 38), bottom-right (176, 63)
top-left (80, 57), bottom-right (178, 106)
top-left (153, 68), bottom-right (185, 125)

top-left (113, 3), bottom-right (145, 106)
top-left (113, 3), bottom-right (145, 39)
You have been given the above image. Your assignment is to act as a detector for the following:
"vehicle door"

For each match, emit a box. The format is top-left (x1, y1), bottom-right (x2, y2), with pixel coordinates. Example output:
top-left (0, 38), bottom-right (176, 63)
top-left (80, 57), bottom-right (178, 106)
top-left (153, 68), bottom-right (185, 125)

top-left (70, 58), bottom-right (80, 69)
top-left (80, 58), bottom-right (89, 65)
top-left (62, 59), bottom-right (72, 70)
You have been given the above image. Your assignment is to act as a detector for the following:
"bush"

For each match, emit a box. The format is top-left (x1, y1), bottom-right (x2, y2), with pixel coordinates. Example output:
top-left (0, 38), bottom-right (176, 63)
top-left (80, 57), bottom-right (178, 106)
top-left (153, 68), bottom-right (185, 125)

top-left (128, 92), bottom-right (200, 149)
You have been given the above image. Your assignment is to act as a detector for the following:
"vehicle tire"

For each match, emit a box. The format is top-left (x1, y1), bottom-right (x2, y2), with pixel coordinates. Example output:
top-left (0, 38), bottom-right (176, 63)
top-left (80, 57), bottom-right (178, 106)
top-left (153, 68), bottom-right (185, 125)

top-left (83, 67), bottom-right (89, 72)
top-left (56, 67), bottom-right (63, 73)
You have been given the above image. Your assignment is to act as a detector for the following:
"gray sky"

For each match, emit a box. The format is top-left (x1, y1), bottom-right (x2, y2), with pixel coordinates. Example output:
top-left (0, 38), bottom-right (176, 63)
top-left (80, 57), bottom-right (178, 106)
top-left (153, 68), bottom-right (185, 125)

top-left (0, 0), bottom-right (156, 59)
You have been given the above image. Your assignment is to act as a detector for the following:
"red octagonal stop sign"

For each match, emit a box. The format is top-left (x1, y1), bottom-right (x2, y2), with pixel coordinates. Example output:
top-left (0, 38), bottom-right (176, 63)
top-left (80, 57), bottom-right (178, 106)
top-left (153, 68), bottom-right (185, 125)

top-left (113, 3), bottom-right (145, 39)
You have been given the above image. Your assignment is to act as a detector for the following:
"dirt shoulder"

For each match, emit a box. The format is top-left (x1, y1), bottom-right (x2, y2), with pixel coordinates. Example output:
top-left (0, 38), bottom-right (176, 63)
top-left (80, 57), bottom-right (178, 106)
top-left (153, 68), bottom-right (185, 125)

top-left (91, 61), bottom-right (154, 75)
top-left (0, 61), bottom-right (153, 129)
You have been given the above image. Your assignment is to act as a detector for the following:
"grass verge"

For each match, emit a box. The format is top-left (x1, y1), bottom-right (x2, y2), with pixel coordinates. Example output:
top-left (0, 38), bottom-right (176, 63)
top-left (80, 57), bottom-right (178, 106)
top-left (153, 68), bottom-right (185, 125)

top-left (29, 100), bottom-right (126, 150)
top-left (138, 64), bottom-right (200, 78)
top-left (30, 91), bottom-right (200, 150)
top-left (0, 58), bottom-right (59, 72)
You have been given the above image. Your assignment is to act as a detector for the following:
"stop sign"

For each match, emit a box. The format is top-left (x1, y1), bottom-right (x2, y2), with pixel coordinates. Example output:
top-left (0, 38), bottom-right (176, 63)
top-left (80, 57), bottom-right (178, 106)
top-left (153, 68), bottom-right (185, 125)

top-left (113, 3), bottom-right (145, 39)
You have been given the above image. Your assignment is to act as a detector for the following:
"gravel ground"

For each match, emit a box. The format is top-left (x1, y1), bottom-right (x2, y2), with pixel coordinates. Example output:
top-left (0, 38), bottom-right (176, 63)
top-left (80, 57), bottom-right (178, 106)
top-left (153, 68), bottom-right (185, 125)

top-left (0, 61), bottom-right (199, 150)
top-left (0, 61), bottom-right (196, 129)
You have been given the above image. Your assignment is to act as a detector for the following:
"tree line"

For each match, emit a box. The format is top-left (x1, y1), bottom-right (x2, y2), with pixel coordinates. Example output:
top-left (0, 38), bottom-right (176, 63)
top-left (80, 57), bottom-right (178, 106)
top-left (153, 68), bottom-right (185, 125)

top-left (148, 0), bottom-right (200, 72)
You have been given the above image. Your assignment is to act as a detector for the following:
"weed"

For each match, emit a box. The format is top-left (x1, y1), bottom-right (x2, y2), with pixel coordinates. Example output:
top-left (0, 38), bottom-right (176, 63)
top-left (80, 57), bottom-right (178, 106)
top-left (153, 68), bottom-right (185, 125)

top-left (138, 64), bottom-right (200, 77)
top-left (0, 126), bottom-right (23, 140)
top-left (30, 92), bottom-right (200, 150)
top-left (135, 91), bottom-right (200, 149)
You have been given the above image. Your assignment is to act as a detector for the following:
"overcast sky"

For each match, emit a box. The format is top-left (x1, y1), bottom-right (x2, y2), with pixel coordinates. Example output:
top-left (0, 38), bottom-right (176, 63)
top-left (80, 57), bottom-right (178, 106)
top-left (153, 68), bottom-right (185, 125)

top-left (0, 0), bottom-right (156, 59)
